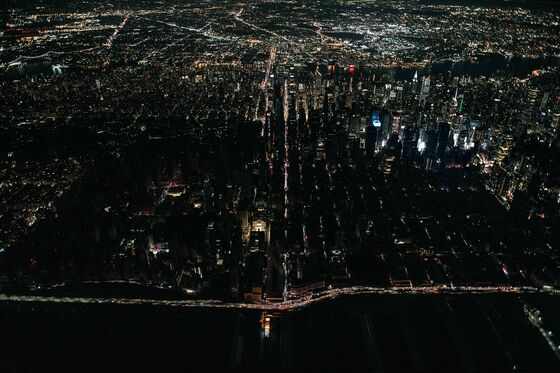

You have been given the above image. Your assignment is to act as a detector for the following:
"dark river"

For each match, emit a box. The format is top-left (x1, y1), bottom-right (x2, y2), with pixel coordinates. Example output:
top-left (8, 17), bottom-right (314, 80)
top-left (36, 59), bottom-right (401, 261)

top-left (396, 54), bottom-right (560, 80)
top-left (1, 294), bottom-right (559, 372)
top-left (4, 53), bottom-right (560, 82)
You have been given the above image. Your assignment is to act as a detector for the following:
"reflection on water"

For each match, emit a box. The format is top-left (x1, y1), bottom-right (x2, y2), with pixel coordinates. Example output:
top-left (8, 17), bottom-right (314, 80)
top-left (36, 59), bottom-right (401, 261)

top-left (396, 54), bottom-right (560, 80)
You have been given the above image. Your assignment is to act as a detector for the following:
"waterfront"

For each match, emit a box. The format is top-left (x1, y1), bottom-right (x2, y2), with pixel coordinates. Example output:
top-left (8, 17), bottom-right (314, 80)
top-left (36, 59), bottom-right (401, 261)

top-left (5, 54), bottom-right (560, 82)
top-left (1, 0), bottom-right (560, 371)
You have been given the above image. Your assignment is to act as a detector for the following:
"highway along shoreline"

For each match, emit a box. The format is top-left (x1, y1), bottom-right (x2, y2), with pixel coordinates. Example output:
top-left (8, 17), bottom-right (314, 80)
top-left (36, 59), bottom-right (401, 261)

top-left (1, 285), bottom-right (559, 312)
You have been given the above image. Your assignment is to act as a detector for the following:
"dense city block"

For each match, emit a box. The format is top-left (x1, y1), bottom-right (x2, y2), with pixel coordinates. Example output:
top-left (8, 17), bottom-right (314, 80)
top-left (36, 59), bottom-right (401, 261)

top-left (1, 1), bottom-right (560, 371)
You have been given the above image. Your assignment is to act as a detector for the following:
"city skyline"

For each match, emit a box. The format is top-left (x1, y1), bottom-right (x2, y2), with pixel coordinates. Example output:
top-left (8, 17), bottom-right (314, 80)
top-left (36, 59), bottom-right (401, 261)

top-left (1, 0), bottom-right (560, 372)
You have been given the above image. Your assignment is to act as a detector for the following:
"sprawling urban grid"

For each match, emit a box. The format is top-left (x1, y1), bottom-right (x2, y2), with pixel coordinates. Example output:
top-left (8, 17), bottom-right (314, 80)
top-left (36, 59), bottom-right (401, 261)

top-left (1, 0), bottom-right (560, 370)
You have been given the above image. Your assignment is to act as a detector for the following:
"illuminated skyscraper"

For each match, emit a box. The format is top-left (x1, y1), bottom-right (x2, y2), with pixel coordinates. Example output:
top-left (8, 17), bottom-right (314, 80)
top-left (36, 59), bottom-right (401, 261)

top-left (382, 133), bottom-right (401, 177)
top-left (495, 131), bottom-right (514, 165)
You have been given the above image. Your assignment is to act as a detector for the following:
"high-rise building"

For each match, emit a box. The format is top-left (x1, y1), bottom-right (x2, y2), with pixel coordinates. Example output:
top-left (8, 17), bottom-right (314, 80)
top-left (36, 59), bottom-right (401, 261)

top-left (420, 75), bottom-right (431, 106)
top-left (382, 133), bottom-right (401, 177)
top-left (436, 122), bottom-right (451, 159)
top-left (495, 131), bottom-right (514, 165)
top-left (365, 124), bottom-right (378, 159)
